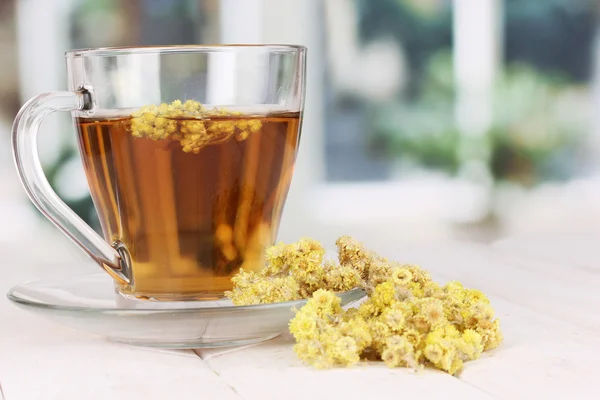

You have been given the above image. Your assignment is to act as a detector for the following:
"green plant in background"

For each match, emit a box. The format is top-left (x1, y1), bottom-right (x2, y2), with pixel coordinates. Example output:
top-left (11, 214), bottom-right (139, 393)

top-left (488, 64), bottom-right (586, 185)
top-left (369, 49), bottom-right (588, 187)
top-left (368, 51), bottom-right (461, 174)
top-left (357, 0), bottom-right (594, 187)
top-left (356, 0), bottom-right (452, 97)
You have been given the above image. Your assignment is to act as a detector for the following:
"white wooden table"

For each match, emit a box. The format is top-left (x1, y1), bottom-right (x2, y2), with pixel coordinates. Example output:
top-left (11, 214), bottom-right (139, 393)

top-left (1, 231), bottom-right (599, 399)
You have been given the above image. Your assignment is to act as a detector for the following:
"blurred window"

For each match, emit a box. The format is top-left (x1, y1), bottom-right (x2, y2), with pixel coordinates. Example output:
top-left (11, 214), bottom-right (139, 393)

top-left (323, 0), bottom-right (599, 187)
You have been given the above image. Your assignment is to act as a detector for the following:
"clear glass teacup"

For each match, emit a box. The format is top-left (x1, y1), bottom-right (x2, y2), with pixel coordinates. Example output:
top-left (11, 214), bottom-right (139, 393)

top-left (12, 45), bottom-right (306, 301)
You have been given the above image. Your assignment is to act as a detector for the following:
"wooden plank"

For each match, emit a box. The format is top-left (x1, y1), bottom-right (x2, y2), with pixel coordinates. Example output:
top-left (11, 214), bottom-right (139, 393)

top-left (378, 242), bottom-right (600, 333)
top-left (199, 294), bottom-right (600, 400)
top-left (199, 335), bottom-right (496, 400)
top-left (380, 242), bottom-right (600, 398)
top-left (0, 314), bottom-right (243, 400)
top-left (489, 250), bottom-right (600, 289)
top-left (492, 234), bottom-right (600, 272)
top-left (458, 296), bottom-right (600, 399)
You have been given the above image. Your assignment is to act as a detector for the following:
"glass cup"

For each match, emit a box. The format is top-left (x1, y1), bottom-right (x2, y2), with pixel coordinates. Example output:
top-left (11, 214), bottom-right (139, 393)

top-left (12, 45), bottom-right (306, 301)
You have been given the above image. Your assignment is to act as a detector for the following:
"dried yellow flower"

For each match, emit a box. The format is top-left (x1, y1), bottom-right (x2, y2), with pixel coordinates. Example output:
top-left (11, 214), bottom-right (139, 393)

top-left (289, 289), bottom-right (365, 369)
top-left (227, 236), bottom-right (503, 375)
top-left (323, 261), bottom-right (363, 293)
top-left (226, 237), bottom-right (366, 305)
top-left (381, 335), bottom-right (417, 369)
top-left (224, 268), bottom-right (301, 305)
top-left (128, 99), bottom-right (263, 153)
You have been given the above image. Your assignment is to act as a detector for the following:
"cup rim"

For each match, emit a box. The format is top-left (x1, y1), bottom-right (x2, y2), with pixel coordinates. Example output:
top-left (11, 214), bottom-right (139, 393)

top-left (65, 44), bottom-right (306, 58)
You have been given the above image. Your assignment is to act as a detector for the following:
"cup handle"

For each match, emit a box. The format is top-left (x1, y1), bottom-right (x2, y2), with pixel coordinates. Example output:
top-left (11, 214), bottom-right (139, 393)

top-left (12, 90), bottom-right (131, 284)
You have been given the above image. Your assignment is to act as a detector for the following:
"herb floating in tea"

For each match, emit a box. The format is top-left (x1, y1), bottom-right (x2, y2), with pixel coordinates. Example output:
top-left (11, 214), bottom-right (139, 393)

top-left (129, 100), bottom-right (263, 153)
top-left (226, 236), bottom-right (503, 375)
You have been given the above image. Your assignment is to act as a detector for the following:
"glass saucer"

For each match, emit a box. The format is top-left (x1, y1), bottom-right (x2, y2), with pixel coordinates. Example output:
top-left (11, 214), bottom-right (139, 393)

top-left (7, 273), bottom-right (365, 349)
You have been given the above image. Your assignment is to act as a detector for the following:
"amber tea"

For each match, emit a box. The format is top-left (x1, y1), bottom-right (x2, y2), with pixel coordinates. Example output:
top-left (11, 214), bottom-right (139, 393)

top-left (76, 104), bottom-right (301, 300)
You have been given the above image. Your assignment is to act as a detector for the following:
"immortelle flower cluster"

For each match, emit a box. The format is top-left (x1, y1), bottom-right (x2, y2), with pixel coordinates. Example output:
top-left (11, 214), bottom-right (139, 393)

top-left (128, 99), bottom-right (262, 153)
top-left (225, 236), bottom-right (503, 375)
